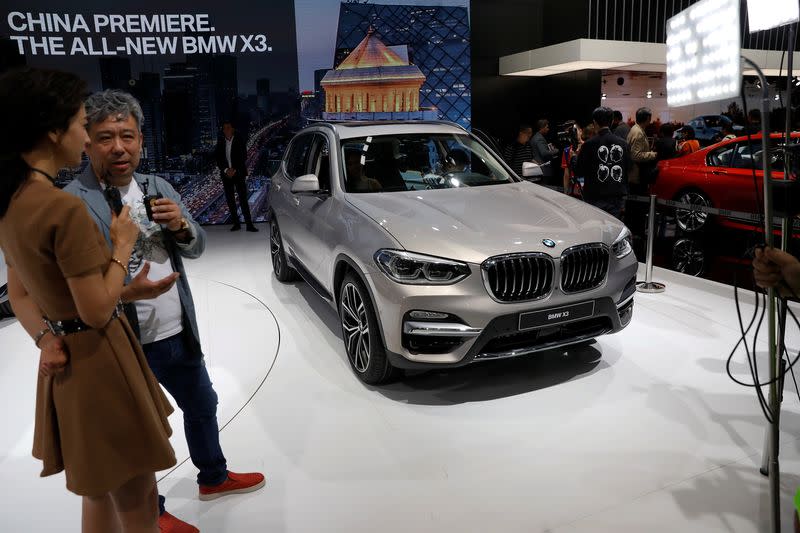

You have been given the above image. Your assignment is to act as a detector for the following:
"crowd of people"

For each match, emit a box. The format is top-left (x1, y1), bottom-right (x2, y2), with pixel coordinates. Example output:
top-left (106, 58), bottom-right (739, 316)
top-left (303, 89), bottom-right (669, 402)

top-left (0, 68), bottom-right (264, 533)
top-left (501, 106), bottom-right (716, 222)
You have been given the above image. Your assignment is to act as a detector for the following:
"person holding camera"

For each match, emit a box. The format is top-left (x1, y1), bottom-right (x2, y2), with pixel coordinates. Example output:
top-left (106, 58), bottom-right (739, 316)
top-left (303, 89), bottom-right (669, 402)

top-left (65, 90), bottom-right (264, 533)
top-left (0, 69), bottom-right (177, 533)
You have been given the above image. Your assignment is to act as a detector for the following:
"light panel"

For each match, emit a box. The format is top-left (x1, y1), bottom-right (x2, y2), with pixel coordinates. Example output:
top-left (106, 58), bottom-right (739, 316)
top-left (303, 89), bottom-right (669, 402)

top-left (666, 0), bottom-right (741, 107)
top-left (746, 0), bottom-right (799, 32)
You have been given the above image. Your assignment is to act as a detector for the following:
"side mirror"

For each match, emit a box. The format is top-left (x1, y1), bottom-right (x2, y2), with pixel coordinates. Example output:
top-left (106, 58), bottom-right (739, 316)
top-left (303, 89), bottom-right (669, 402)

top-left (522, 161), bottom-right (544, 178)
top-left (291, 174), bottom-right (321, 194)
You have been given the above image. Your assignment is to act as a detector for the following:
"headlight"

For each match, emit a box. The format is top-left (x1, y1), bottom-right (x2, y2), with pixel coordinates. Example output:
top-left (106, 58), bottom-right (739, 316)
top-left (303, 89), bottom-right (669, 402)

top-left (374, 250), bottom-right (471, 285)
top-left (611, 227), bottom-right (633, 259)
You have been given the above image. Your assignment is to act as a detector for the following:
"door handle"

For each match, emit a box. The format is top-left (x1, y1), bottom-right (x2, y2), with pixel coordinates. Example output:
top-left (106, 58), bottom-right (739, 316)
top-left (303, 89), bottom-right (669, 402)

top-left (293, 197), bottom-right (300, 206)
top-left (711, 169), bottom-right (728, 175)
top-left (274, 183), bottom-right (281, 191)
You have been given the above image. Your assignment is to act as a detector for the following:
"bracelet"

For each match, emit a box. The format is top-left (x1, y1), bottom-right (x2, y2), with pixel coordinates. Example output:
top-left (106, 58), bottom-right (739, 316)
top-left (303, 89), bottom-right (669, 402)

top-left (33, 328), bottom-right (50, 348)
top-left (110, 257), bottom-right (128, 275)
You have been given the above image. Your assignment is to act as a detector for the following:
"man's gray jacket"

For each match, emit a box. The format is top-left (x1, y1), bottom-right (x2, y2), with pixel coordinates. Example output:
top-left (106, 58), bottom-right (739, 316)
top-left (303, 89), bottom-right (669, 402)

top-left (64, 167), bottom-right (207, 357)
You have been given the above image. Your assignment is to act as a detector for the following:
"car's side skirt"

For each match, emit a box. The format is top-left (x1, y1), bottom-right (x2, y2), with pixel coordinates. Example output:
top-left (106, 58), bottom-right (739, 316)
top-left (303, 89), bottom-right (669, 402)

top-left (286, 255), bottom-right (334, 302)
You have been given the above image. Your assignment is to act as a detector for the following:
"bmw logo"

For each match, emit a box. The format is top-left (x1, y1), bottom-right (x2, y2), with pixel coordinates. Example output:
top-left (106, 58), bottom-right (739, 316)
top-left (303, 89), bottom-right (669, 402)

top-left (542, 239), bottom-right (556, 248)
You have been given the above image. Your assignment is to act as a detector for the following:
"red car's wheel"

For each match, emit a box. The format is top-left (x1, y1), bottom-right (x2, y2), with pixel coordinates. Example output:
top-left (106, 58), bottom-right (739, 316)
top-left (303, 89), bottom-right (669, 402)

top-left (674, 190), bottom-right (712, 233)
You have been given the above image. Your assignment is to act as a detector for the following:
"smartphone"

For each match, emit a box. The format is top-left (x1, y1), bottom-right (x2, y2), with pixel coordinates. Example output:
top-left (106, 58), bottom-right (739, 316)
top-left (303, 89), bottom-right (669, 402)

top-left (104, 186), bottom-right (123, 216)
top-left (143, 194), bottom-right (163, 222)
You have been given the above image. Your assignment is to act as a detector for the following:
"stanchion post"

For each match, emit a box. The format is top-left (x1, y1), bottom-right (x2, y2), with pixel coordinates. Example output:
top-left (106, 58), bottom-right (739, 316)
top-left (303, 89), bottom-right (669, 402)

top-left (636, 194), bottom-right (666, 293)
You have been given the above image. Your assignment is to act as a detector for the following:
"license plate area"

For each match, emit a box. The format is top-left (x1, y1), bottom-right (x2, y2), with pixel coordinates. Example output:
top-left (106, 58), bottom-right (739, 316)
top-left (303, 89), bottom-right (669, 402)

top-left (518, 301), bottom-right (596, 331)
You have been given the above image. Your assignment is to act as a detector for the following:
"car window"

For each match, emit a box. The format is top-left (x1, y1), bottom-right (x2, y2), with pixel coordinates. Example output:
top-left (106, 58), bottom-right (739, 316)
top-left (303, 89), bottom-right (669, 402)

top-left (730, 140), bottom-right (784, 172)
top-left (340, 132), bottom-right (516, 194)
top-left (708, 144), bottom-right (735, 167)
top-left (308, 134), bottom-right (331, 191)
top-left (285, 134), bottom-right (315, 181)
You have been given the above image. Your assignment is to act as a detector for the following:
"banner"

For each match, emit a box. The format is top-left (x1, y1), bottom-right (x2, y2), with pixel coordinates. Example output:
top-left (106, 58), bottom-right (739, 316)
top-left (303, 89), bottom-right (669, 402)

top-left (0, 1), bottom-right (470, 224)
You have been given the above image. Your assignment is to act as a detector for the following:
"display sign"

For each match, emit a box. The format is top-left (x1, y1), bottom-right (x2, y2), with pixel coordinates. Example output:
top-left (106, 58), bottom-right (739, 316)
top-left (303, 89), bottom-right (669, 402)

top-left (666, 0), bottom-right (741, 107)
top-left (0, 1), bottom-right (471, 224)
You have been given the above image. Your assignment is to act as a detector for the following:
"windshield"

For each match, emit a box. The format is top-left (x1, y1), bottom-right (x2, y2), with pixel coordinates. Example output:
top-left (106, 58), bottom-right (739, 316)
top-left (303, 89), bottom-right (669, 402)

top-left (703, 116), bottom-right (730, 128)
top-left (341, 133), bottom-right (516, 193)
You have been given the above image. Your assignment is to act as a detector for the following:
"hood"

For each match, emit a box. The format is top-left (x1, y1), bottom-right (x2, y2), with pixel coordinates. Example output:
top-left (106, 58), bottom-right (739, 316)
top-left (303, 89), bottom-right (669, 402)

top-left (346, 181), bottom-right (626, 264)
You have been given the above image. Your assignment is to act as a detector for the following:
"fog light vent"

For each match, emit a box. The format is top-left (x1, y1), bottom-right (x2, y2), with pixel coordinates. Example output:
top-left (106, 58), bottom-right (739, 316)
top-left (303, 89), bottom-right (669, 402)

top-left (409, 310), bottom-right (449, 320)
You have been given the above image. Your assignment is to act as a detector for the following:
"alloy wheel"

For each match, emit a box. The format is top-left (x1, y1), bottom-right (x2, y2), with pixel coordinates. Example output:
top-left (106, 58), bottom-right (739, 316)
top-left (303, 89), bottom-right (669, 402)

top-left (340, 282), bottom-right (371, 373)
top-left (675, 191), bottom-right (710, 232)
top-left (672, 238), bottom-right (705, 276)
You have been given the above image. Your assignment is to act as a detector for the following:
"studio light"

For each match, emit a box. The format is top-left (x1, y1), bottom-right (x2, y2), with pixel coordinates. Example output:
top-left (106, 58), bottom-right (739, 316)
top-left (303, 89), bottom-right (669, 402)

top-left (666, 0), bottom-right (741, 107)
top-left (746, 0), bottom-right (799, 32)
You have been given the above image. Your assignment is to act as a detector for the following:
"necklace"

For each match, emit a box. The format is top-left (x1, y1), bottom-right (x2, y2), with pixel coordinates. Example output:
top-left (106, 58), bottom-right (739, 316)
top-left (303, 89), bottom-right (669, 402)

top-left (29, 167), bottom-right (56, 184)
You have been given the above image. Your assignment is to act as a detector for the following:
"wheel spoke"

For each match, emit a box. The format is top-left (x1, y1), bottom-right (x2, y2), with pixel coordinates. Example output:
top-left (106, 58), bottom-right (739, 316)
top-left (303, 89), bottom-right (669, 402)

top-left (357, 336), bottom-right (370, 371)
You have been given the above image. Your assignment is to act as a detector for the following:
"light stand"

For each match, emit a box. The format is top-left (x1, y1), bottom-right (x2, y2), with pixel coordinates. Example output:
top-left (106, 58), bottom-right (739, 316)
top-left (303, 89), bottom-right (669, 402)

top-left (743, 55), bottom-right (782, 533)
top-left (756, 23), bottom-right (796, 533)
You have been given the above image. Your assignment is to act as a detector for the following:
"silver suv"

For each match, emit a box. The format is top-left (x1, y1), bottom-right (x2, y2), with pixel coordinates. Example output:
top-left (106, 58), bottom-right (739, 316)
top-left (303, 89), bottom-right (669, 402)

top-left (268, 121), bottom-right (637, 384)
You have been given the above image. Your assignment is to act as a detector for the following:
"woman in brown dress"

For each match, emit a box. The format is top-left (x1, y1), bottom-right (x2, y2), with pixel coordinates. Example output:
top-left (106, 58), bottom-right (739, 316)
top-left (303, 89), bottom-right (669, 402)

top-left (0, 69), bottom-right (177, 532)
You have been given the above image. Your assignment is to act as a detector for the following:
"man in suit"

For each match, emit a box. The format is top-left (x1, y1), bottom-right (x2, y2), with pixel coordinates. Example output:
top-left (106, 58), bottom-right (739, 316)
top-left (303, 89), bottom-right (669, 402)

top-left (65, 90), bottom-right (265, 533)
top-left (531, 119), bottom-right (560, 181)
top-left (626, 107), bottom-right (657, 190)
top-left (215, 121), bottom-right (257, 232)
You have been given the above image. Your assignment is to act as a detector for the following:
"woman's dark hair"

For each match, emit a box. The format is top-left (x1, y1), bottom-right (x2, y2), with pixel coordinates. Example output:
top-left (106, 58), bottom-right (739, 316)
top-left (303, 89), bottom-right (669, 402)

top-left (0, 68), bottom-right (87, 217)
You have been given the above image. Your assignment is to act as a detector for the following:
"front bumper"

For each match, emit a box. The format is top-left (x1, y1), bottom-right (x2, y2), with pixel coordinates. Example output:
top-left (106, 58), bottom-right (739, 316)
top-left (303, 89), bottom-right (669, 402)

top-left (364, 255), bottom-right (638, 369)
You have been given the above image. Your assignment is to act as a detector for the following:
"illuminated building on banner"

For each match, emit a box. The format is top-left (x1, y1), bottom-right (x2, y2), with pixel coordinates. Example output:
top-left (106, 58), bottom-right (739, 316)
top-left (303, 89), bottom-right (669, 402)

top-left (321, 28), bottom-right (435, 120)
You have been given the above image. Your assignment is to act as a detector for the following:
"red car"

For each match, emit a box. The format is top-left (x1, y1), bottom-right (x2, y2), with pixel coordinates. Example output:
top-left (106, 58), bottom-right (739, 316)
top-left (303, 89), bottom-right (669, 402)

top-left (651, 133), bottom-right (798, 232)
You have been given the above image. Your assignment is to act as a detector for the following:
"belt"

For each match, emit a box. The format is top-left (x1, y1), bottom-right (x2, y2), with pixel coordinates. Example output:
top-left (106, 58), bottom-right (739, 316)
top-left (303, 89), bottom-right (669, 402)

top-left (44, 303), bottom-right (125, 337)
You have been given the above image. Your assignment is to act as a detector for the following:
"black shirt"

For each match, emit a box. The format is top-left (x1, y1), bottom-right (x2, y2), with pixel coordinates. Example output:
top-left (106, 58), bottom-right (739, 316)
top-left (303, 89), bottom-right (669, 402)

top-left (576, 128), bottom-right (630, 200)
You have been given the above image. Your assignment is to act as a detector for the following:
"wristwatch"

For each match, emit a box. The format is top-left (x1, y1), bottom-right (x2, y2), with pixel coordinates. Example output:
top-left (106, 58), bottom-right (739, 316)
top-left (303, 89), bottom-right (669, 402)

top-left (169, 217), bottom-right (190, 233)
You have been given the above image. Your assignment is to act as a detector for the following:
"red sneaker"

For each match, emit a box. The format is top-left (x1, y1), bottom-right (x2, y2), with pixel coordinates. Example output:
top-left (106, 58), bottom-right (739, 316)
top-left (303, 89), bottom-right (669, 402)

top-left (158, 511), bottom-right (199, 533)
top-left (198, 471), bottom-right (266, 501)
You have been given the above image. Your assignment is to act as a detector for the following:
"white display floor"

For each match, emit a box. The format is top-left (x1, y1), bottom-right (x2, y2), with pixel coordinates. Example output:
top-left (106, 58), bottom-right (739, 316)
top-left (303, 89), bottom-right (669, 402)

top-left (2, 224), bottom-right (800, 532)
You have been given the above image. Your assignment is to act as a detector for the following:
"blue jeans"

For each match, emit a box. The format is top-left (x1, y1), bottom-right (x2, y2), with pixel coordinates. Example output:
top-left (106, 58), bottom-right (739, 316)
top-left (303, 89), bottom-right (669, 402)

top-left (143, 333), bottom-right (228, 514)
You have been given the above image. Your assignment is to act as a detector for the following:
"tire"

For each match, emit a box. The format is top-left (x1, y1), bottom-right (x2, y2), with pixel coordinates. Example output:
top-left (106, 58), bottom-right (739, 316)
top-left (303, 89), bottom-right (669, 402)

top-left (338, 272), bottom-right (398, 385)
top-left (674, 189), bottom-right (712, 233)
top-left (270, 219), bottom-right (298, 282)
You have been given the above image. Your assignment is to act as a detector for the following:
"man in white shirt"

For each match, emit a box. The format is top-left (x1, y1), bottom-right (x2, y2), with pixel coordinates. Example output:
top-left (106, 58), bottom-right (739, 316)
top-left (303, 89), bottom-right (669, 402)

top-left (66, 90), bottom-right (265, 533)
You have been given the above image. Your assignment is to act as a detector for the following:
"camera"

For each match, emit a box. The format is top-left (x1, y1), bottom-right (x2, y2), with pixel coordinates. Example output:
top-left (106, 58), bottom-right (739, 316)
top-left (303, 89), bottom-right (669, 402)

top-left (556, 121), bottom-right (579, 150)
